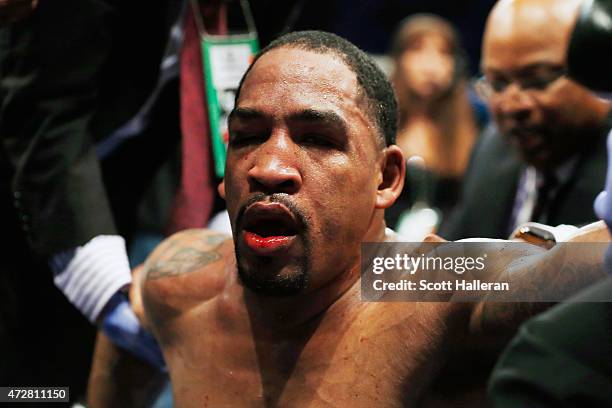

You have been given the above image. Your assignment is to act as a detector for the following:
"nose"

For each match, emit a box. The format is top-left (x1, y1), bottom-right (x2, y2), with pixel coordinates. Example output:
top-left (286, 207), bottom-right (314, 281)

top-left (425, 53), bottom-right (449, 74)
top-left (247, 132), bottom-right (302, 195)
top-left (495, 83), bottom-right (535, 122)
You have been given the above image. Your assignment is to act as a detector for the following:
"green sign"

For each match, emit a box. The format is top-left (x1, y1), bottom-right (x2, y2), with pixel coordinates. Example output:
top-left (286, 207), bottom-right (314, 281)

top-left (201, 34), bottom-right (259, 178)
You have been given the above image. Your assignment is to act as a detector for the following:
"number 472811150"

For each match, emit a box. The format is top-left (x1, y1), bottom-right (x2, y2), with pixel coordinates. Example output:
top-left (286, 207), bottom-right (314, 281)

top-left (2, 387), bottom-right (68, 402)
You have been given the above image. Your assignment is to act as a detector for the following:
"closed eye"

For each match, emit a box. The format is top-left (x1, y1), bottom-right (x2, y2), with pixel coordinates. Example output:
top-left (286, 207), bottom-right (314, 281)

top-left (520, 78), bottom-right (550, 90)
top-left (490, 78), bottom-right (510, 93)
top-left (300, 133), bottom-right (338, 149)
top-left (228, 131), bottom-right (268, 147)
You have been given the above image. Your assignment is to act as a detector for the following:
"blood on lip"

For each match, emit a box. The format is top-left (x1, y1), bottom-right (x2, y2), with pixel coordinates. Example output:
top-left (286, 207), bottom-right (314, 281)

top-left (241, 202), bottom-right (301, 254)
top-left (244, 231), bottom-right (289, 246)
top-left (243, 231), bottom-right (292, 252)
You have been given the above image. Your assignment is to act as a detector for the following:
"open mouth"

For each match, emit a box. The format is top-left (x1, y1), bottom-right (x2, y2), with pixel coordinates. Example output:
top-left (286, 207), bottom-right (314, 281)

top-left (241, 202), bottom-right (300, 255)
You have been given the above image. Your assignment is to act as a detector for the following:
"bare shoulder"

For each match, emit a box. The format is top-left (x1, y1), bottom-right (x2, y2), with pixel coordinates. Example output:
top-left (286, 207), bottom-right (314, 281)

top-left (143, 228), bottom-right (233, 281)
top-left (140, 229), bottom-right (235, 327)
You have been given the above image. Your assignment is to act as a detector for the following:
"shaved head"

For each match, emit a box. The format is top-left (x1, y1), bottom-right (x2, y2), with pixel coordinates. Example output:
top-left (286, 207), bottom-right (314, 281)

top-left (483, 0), bottom-right (583, 70)
top-left (481, 0), bottom-right (610, 169)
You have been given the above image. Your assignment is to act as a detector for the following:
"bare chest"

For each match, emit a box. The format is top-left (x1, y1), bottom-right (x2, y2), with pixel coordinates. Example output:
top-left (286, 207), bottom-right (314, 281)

top-left (165, 302), bottom-right (459, 408)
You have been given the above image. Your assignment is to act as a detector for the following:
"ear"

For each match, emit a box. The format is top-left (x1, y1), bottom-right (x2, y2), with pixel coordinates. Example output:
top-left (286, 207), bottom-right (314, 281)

top-left (375, 145), bottom-right (405, 209)
top-left (218, 180), bottom-right (226, 200)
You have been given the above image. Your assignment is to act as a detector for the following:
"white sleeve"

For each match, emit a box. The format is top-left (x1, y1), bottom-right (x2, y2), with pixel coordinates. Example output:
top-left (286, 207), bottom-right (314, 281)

top-left (51, 235), bottom-right (132, 323)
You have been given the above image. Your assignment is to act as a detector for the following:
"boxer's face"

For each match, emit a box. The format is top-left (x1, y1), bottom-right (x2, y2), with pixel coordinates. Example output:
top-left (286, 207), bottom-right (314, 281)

top-left (221, 47), bottom-right (383, 296)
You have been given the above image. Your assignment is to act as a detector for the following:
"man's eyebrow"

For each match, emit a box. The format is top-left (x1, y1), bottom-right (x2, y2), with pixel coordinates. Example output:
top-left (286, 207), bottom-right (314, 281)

top-left (485, 62), bottom-right (564, 77)
top-left (288, 109), bottom-right (348, 133)
top-left (228, 107), bottom-right (266, 124)
top-left (514, 62), bottom-right (565, 76)
top-left (229, 107), bottom-right (349, 134)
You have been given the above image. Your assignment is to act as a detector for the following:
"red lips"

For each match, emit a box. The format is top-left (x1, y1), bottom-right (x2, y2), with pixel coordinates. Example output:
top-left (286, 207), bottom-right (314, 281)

top-left (240, 202), bottom-right (300, 256)
top-left (243, 231), bottom-right (294, 253)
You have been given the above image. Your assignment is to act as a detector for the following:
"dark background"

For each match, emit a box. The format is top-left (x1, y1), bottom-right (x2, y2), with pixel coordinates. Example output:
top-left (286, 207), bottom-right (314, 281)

top-left (248, 0), bottom-right (497, 75)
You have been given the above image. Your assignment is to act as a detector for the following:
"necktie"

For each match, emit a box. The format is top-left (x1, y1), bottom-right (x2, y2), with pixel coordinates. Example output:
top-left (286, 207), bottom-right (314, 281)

top-left (507, 167), bottom-right (537, 235)
top-left (531, 172), bottom-right (558, 224)
top-left (167, 2), bottom-right (226, 234)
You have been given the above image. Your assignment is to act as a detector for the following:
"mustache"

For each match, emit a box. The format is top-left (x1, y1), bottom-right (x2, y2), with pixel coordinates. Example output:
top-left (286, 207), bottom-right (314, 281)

top-left (234, 193), bottom-right (309, 233)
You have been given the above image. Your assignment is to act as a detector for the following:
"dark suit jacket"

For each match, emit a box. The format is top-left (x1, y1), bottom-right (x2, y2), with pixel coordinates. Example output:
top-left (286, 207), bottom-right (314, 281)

top-left (489, 277), bottom-right (612, 407)
top-left (0, 0), bottom-right (182, 256)
top-left (440, 121), bottom-right (610, 240)
top-left (0, 0), bottom-right (185, 393)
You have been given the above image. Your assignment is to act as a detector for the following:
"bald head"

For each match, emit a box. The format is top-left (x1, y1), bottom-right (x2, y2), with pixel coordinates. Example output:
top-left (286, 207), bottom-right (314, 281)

top-left (480, 0), bottom-right (610, 170)
top-left (483, 0), bottom-right (582, 70)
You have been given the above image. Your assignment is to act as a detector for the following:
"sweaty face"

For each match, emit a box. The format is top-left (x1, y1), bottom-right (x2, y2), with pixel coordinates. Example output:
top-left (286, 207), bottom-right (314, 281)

top-left (399, 33), bottom-right (455, 100)
top-left (482, 2), bottom-right (602, 169)
top-left (221, 47), bottom-right (383, 296)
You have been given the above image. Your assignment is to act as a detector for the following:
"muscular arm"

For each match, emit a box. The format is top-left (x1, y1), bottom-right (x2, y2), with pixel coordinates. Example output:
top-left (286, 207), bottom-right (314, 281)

top-left (140, 229), bottom-right (232, 345)
top-left (144, 229), bottom-right (229, 280)
top-left (87, 332), bottom-right (167, 408)
top-left (87, 229), bottom-right (232, 407)
top-left (423, 223), bottom-right (610, 405)
top-left (471, 221), bottom-right (610, 337)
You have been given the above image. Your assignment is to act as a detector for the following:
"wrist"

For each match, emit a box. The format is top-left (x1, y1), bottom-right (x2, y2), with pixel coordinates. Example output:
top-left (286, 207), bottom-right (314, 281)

top-left (51, 235), bottom-right (132, 323)
top-left (509, 222), bottom-right (579, 249)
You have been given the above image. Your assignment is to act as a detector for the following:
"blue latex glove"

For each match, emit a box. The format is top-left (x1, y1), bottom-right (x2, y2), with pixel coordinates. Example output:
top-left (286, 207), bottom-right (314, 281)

top-left (593, 129), bottom-right (612, 274)
top-left (102, 291), bottom-right (167, 370)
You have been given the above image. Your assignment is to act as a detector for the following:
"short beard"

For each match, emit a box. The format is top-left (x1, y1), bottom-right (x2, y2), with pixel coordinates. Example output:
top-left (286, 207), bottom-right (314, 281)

top-left (236, 248), bottom-right (310, 297)
top-left (233, 193), bottom-right (311, 297)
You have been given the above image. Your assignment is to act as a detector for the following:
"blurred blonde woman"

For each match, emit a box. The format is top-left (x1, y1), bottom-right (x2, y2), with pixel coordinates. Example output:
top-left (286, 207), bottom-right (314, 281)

top-left (386, 14), bottom-right (482, 238)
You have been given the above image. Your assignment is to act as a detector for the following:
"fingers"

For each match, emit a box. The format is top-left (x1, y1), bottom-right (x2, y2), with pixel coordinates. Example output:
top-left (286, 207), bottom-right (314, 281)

top-left (409, 233), bottom-right (448, 258)
top-left (423, 233), bottom-right (448, 243)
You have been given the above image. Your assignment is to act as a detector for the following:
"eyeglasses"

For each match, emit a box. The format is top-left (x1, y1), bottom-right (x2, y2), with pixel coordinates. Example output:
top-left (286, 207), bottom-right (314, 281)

top-left (475, 67), bottom-right (567, 100)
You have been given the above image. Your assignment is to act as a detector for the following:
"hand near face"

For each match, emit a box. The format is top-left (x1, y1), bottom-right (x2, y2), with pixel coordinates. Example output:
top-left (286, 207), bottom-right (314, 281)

top-left (0, 0), bottom-right (37, 26)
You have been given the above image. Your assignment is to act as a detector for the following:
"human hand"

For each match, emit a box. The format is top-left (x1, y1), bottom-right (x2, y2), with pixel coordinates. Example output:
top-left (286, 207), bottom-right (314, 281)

top-left (0, 0), bottom-right (37, 25)
top-left (422, 233), bottom-right (447, 244)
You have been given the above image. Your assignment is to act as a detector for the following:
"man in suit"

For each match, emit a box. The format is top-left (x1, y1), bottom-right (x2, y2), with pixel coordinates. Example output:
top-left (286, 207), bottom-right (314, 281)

top-left (441, 0), bottom-right (611, 240)
top-left (0, 0), bottom-right (217, 394)
top-left (489, 0), bottom-right (612, 405)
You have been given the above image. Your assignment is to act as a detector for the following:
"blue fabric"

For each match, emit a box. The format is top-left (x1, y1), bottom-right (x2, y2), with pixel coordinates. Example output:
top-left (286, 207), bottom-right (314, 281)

top-left (49, 247), bottom-right (77, 276)
top-left (102, 292), bottom-right (166, 370)
top-left (593, 130), bottom-right (612, 274)
top-left (152, 381), bottom-right (174, 408)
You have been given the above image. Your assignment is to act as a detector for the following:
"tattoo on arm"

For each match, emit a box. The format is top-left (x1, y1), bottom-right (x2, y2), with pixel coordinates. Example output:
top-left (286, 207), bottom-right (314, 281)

top-left (145, 232), bottom-right (229, 280)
